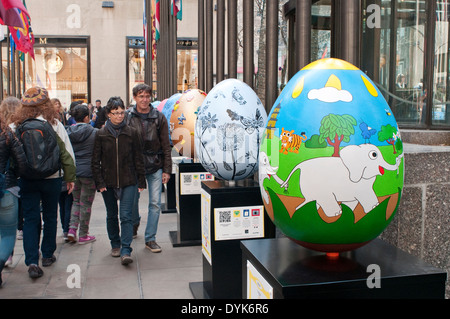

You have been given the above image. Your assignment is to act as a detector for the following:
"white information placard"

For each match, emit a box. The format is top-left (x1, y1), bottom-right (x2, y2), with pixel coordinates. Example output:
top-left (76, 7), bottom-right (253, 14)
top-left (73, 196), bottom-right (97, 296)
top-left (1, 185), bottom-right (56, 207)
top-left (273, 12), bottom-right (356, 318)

top-left (201, 189), bottom-right (212, 265)
top-left (247, 260), bottom-right (273, 299)
top-left (180, 172), bottom-right (214, 195)
top-left (214, 205), bottom-right (264, 241)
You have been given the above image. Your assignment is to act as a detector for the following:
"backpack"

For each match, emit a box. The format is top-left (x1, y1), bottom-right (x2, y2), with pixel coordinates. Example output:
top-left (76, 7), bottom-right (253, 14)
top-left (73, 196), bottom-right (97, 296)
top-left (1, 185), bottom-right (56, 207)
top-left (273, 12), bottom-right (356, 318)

top-left (16, 118), bottom-right (61, 180)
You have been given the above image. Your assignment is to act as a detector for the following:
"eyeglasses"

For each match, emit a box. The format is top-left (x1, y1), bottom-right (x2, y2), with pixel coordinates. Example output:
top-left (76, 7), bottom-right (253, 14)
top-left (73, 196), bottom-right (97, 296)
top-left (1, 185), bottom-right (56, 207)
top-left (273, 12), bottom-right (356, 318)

top-left (110, 111), bottom-right (125, 116)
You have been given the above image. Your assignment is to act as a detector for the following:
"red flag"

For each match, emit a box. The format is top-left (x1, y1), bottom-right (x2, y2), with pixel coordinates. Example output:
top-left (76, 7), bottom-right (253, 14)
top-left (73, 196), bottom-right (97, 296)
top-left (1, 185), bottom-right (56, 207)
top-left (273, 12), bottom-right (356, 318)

top-left (8, 5), bottom-right (34, 59)
top-left (0, 0), bottom-right (30, 28)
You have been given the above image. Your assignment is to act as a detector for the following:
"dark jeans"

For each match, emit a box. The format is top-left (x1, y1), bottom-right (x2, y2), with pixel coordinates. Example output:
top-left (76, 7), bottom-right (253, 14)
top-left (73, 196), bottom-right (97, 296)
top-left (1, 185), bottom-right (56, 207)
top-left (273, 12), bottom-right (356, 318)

top-left (101, 184), bottom-right (137, 256)
top-left (59, 191), bottom-right (73, 234)
top-left (19, 178), bottom-right (62, 266)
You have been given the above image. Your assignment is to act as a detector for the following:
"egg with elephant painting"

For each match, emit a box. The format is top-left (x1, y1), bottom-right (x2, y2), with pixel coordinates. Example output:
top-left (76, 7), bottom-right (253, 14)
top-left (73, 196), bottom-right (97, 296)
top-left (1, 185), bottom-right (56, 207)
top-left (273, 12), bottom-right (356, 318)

top-left (170, 89), bottom-right (206, 157)
top-left (195, 78), bottom-right (267, 180)
top-left (259, 58), bottom-right (404, 254)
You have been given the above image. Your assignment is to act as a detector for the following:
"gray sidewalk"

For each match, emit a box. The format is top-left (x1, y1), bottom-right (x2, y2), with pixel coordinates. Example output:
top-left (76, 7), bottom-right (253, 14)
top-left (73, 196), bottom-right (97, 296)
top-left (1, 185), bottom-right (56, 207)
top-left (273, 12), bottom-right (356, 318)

top-left (0, 189), bottom-right (202, 299)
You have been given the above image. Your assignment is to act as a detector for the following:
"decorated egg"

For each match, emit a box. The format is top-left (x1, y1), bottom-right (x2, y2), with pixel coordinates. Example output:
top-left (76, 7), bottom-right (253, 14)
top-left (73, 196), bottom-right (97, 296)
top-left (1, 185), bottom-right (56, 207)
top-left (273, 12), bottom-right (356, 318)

top-left (196, 78), bottom-right (267, 181)
top-left (161, 93), bottom-right (182, 143)
top-left (259, 58), bottom-right (404, 254)
top-left (157, 99), bottom-right (167, 112)
top-left (170, 89), bottom-right (207, 157)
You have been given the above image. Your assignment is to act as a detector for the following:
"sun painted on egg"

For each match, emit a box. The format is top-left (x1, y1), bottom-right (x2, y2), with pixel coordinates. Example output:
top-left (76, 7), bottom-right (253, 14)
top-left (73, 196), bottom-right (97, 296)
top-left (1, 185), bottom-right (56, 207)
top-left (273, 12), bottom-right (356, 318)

top-left (259, 58), bottom-right (404, 253)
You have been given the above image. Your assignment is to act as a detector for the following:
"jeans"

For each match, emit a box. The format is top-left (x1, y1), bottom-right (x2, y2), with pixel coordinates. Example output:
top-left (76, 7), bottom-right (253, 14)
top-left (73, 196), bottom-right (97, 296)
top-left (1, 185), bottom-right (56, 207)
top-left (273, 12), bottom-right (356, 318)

top-left (20, 178), bottom-right (62, 266)
top-left (101, 184), bottom-right (137, 256)
top-left (0, 192), bottom-right (18, 264)
top-left (144, 169), bottom-right (162, 243)
top-left (59, 190), bottom-right (73, 234)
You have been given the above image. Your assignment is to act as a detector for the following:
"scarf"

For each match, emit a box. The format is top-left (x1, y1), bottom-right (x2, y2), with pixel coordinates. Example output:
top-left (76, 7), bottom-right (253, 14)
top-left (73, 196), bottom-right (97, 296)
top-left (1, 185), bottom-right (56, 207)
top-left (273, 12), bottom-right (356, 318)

top-left (105, 118), bottom-right (126, 138)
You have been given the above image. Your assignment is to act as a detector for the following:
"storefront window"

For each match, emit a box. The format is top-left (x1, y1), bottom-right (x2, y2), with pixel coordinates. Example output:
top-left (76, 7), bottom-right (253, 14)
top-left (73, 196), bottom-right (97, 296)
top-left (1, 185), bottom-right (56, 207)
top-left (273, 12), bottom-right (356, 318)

top-left (177, 39), bottom-right (198, 92)
top-left (433, 1), bottom-right (450, 126)
top-left (23, 37), bottom-right (89, 112)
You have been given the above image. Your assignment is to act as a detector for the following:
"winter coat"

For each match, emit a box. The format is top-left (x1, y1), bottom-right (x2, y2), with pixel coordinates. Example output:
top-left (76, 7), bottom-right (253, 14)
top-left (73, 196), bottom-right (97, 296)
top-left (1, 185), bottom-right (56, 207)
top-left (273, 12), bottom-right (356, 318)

top-left (67, 123), bottom-right (97, 178)
top-left (91, 123), bottom-right (146, 190)
top-left (126, 105), bottom-right (172, 175)
top-left (0, 127), bottom-right (28, 189)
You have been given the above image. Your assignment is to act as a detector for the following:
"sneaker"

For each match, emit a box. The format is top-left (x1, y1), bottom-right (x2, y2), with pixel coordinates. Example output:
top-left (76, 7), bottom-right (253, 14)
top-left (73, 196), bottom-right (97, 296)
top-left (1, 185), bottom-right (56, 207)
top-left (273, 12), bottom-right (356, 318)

top-left (67, 229), bottom-right (77, 243)
top-left (78, 235), bottom-right (96, 245)
top-left (111, 248), bottom-right (121, 257)
top-left (63, 232), bottom-right (69, 242)
top-left (42, 255), bottom-right (56, 267)
top-left (16, 230), bottom-right (23, 240)
top-left (121, 255), bottom-right (133, 265)
top-left (28, 264), bottom-right (43, 278)
top-left (145, 241), bottom-right (162, 253)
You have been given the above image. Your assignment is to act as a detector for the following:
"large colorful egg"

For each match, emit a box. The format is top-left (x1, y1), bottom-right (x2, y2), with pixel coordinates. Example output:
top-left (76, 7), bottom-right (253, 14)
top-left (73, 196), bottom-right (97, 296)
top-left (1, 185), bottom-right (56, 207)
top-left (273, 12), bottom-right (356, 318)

top-left (170, 89), bottom-right (206, 157)
top-left (196, 79), bottom-right (267, 180)
top-left (259, 58), bottom-right (404, 254)
top-left (161, 93), bottom-right (182, 143)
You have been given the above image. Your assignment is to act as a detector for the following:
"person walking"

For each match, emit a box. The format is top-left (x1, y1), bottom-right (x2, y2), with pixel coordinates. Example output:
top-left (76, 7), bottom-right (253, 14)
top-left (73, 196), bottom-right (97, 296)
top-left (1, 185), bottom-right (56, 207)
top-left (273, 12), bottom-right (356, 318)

top-left (91, 96), bottom-right (146, 265)
top-left (126, 83), bottom-right (172, 253)
top-left (11, 87), bottom-right (76, 279)
top-left (0, 109), bottom-right (27, 287)
top-left (66, 104), bottom-right (98, 244)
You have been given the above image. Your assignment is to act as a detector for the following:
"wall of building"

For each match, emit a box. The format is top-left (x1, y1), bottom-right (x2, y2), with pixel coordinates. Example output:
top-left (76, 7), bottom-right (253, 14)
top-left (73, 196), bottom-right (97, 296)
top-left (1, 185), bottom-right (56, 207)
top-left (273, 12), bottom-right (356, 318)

top-left (26, 0), bottom-right (197, 104)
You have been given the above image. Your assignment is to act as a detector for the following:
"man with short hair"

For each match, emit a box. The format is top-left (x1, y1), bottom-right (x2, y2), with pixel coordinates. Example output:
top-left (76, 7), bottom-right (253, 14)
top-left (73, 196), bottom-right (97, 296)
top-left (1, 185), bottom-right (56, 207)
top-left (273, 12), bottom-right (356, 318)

top-left (126, 84), bottom-right (172, 253)
top-left (94, 99), bottom-right (107, 128)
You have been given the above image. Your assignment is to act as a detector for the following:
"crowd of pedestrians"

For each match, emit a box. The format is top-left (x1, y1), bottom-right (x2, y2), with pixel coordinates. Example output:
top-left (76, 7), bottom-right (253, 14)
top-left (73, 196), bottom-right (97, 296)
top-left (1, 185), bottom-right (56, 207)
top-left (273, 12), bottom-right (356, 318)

top-left (0, 84), bottom-right (172, 287)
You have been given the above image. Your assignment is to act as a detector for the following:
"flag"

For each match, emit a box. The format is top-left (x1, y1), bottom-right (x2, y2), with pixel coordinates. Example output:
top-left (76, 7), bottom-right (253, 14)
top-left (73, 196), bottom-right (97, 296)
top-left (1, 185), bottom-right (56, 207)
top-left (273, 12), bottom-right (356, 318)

top-left (154, 0), bottom-right (160, 41)
top-left (8, 1), bottom-right (34, 59)
top-left (171, 0), bottom-right (182, 21)
top-left (151, 0), bottom-right (156, 60)
top-left (143, 0), bottom-right (148, 58)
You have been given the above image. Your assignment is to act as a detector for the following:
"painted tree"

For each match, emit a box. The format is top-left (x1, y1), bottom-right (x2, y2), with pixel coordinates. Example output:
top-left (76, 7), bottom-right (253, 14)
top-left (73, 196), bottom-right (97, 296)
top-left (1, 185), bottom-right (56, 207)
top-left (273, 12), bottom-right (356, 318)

top-left (319, 114), bottom-right (357, 157)
top-left (378, 124), bottom-right (399, 154)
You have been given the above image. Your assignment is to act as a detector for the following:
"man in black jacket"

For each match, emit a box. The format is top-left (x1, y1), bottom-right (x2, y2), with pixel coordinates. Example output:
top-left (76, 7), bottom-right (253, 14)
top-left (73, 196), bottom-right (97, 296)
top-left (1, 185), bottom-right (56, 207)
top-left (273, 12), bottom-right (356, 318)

top-left (127, 84), bottom-right (172, 253)
top-left (93, 99), bottom-right (107, 128)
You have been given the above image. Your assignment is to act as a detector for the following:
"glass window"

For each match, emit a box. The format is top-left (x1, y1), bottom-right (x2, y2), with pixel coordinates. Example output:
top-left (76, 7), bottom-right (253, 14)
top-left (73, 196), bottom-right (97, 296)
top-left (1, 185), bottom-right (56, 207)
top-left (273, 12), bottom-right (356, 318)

top-left (23, 37), bottom-right (89, 112)
top-left (176, 38), bottom-right (198, 92)
top-left (433, 1), bottom-right (450, 126)
top-left (393, 0), bottom-right (426, 125)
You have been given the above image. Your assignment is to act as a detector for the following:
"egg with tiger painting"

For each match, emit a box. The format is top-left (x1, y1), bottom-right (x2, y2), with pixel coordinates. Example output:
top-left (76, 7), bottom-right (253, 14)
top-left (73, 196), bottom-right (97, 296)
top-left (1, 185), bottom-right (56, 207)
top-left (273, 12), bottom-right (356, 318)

top-left (259, 58), bottom-right (404, 254)
top-left (170, 89), bottom-right (206, 157)
top-left (195, 78), bottom-right (267, 180)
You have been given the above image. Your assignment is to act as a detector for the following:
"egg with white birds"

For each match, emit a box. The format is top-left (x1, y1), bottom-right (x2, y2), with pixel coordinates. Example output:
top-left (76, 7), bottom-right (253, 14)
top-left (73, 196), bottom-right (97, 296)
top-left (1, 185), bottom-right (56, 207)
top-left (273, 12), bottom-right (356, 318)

top-left (170, 89), bottom-right (207, 157)
top-left (195, 78), bottom-right (267, 181)
top-left (259, 58), bottom-right (404, 254)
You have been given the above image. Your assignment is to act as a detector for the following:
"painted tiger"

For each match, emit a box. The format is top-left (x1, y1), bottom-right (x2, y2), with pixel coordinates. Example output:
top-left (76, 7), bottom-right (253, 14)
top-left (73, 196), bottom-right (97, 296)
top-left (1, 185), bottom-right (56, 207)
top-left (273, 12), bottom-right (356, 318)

top-left (280, 128), bottom-right (307, 154)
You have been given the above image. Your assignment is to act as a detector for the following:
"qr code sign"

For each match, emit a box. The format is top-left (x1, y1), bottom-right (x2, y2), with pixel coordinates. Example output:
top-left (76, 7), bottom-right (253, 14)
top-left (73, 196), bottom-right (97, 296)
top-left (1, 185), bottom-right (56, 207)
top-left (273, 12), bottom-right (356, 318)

top-left (183, 174), bottom-right (192, 183)
top-left (219, 211), bottom-right (231, 223)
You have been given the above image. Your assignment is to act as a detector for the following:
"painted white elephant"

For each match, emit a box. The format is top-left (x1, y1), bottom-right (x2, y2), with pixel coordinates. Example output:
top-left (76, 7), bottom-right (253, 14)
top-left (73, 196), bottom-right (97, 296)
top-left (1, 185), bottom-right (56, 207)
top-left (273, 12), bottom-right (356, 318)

top-left (280, 144), bottom-right (403, 217)
top-left (259, 151), bottom-right (284, 204)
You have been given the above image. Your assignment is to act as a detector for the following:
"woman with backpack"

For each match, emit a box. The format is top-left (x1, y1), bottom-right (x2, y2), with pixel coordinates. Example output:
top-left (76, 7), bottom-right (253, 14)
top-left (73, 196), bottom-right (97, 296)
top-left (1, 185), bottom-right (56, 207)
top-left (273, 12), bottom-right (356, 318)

top-left (0, 105), bottom-right (27, 287)
top-left (91, 96), bottom-right (146, 265)
top-left (11, 87), bottom-right (76, 279)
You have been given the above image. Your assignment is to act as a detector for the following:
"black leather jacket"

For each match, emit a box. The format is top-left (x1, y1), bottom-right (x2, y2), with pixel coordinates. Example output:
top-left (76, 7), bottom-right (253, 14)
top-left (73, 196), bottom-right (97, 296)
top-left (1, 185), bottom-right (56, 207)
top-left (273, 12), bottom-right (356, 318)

top-left (0, 127), bottom-right (28, 189)
top-left (126, 105), bottom-right (172, 175)
top-left (91, 124), bottom-right (146, 190)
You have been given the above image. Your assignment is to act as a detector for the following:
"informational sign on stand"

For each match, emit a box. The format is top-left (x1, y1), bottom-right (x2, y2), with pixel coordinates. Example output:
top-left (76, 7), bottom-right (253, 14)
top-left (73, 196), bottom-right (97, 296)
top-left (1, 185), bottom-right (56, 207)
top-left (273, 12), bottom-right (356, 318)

top-left (180, 172), bottom-right (214, 195)
top-left (247, 260), bottom-right (273, 299)
top-left (214, 205), bottom-right (265, 241)
top-left (201, 189), bottom-right (212, 265)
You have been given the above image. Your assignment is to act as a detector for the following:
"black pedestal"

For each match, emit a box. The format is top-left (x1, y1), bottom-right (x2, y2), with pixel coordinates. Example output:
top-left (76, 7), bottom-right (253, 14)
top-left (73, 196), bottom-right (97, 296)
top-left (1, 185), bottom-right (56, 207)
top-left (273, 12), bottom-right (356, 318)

top-left (169, 162), bottom-right (212, 247)
top-left (190, 179), bottom-right (275, 299)
top-left (241, 237), bottom-right (447, 299)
